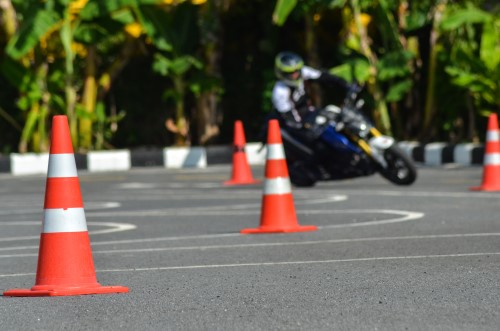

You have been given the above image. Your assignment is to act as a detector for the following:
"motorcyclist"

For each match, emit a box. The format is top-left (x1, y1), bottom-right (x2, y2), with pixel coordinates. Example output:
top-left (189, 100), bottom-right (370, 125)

top-left (272, 51), bottom-right (352, 145)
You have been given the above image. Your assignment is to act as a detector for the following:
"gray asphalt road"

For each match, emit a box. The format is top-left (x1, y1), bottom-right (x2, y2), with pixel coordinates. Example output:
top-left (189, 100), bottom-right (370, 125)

top-left (1, 164), bottom-right (500, 330)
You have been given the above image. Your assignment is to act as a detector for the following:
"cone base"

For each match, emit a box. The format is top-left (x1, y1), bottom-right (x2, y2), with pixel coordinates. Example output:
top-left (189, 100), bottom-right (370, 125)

top-left (224, 178), bottom-right (260, 186)
top-left (241, 225), bottom-right (317, 234)
top-left (3, 285), bottom-right (128, 297)
top-left (469, 185), bottom-right (500, 191)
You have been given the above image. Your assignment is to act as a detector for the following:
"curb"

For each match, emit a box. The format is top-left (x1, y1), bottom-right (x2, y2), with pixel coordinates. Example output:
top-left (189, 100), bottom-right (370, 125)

top-left (0, 142), bottom-right (484, 176)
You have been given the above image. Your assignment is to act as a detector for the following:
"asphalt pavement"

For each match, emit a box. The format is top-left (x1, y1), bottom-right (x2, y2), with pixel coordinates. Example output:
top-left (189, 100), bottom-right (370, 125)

top-left (1, 164), bottom-right (500, 330)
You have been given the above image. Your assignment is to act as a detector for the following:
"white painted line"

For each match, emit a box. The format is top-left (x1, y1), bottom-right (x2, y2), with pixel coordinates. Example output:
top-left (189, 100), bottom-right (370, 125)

top-left (318, 209), bottom-right (423, 228)
top-left (1, 251), bottom-right (500, 277)
top-left (100, 252), bottom-right (500, 273)
top-left (342, 190), bottom-right (500, 199)
top-left (86, 221), bottom-right (137, 235)
top-left (6, 231), bottom-right (500, 253)
top-left (85, 202), bottom-right (121, 210)
top-left (10, 230), bottom-right (500, 257)
top-left (86, 195), bottom-right (348, 218)
top-left (117, 182), bottom-right (158, 189)
top-left (0, 221), bottom-right (136, 242)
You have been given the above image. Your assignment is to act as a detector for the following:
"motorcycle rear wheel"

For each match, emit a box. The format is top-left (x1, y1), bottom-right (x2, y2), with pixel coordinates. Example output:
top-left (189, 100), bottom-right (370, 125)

top-left (378, 145), bottom-right (417, 185)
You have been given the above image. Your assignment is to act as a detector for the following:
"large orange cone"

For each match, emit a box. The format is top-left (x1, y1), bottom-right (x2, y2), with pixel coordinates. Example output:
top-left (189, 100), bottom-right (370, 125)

top-left (4, 115), bottom-right (128, 297)
top-left (224, 120), bottom-right (259, 185)
top-left (471, 113), bottom-right (500, 191)
top-left (241, 120), bottom-right (317, 234)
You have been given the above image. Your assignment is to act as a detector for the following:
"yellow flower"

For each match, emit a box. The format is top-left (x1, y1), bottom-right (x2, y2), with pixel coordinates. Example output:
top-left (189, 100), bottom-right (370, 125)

top-left (125, 23), bottom-right (142, 38)
top-left (69, 0), bottom-right (88, 15)
top-left (360, 13), bottom-right (371, 27)
top-left (72, 42), bottom-right (87, 57)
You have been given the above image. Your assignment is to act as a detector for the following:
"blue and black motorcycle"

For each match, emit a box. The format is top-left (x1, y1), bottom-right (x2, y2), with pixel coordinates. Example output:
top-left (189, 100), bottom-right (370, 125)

top-left (267, 86), bottom-right (417, 187)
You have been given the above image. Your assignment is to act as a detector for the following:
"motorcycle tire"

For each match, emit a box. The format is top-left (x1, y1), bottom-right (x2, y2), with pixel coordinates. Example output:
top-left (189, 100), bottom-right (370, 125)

top-left (378, 145), bottom-right (417, 185)
top-left (288, 161), bottom-right (318, 187)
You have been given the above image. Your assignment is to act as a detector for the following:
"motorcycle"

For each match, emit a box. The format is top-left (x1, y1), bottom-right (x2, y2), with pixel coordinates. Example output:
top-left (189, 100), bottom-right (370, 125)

top-left (265, 85), bottom-right (417, 187)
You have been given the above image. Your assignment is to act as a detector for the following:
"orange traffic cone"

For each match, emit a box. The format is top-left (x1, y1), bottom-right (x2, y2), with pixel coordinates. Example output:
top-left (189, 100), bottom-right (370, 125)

top-left (224, 120), bottom-right (259, 185)
top-left (471, 113), bottom-right (500, 191)
top-left (4, 115), bottom-right (128, 297)
top-left (241, 119), bottom-right (317, 234)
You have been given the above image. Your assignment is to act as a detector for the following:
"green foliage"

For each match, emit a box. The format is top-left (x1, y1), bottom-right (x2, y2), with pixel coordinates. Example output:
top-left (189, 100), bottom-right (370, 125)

top-left (272, 0), bottom-right (298, 26)
top-left (376, 51), bottom-right (413, 81)
top-left (6, 9), bottom-right (60, 59)
top-left (328, 0), bottom-right (347, 9)
top-left (2, 0), bottom-right (499, 152)
top-left (330, 57), bottom-right (370, 83)
top-left (440, 5), bottom-right (491, 30)
top-left (441, 4), bottom-right (500, 112)
top-left (153, 53), bottom-right (202, 77)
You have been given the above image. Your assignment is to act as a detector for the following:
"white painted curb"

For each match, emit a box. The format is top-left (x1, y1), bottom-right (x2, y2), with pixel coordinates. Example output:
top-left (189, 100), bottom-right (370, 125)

top-left (397, 141), bottom-right (419, 158)
top-left (454, 143), bottom-right (481, 166)
top-left (245, 143), bottom-right (267, 165)
top-left (163, 147), bottom-right (206, 168)
top-left (424, 142), bottom-right (447, 166)
top-left (88, 150), bottom-right (131, 172)
top-left (10, 153), bottom-right (49, 176)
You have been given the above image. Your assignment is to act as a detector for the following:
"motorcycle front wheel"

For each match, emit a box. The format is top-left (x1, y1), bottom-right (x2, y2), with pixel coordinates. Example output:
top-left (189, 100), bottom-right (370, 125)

top-left (288, 161), bottom-right (318, 187)
top-left (378, 145), bottom-right (417, 185)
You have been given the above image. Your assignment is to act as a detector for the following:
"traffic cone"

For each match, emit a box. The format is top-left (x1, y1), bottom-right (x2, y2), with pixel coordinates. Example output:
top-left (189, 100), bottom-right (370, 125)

top-left (3, 115), bottom-right (128, 297)
top-left (241, 119), bottom-right (317, 234)
top-left (471, 113), bottom-right (500, 191)
top-left (224, 120), bottom-right (259, 185)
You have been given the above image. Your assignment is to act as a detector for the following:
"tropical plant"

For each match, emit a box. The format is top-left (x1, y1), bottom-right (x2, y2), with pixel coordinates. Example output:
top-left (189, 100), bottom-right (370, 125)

top-left (1, 0), bottom-right (160, 152)
top-left (440, 2), bottom-right (500, 130)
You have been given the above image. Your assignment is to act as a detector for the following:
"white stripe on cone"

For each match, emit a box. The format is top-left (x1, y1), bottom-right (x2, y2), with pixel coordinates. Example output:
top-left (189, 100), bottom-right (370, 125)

top-left (484, 153), bottom-right (500, 166)
top-left (47, 154), bottom-right (78, 178)
top-left (267, 144), bottom-right (286, 160)
top-left (42, 208), bottom-right (88, 233)
top-left (263, 177), bottom-right (292, 195)
top-left (486, 130), bottom-right (500, 142)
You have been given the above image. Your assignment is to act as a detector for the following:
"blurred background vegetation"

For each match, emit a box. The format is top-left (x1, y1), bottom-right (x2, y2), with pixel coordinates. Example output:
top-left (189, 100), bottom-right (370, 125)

top-left (0, 0), bottom-right (498, 153)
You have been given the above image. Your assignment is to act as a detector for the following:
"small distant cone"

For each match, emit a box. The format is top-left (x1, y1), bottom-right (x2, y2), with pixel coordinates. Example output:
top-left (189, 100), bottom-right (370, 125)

top-left (470, 113), bottom-right (500, 191)
top-left (4, 115), bottom-right (128, 297)
top-left (241, 119), bottom-right (317, 234)
top-left (224, 120), bottom-right (259, 185)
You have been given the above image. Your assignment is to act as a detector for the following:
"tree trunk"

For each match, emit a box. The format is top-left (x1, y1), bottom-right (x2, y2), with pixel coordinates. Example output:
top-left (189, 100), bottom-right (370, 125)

top-left (0, 0), bottom-right (17, 39)
top-left (197, 93), bottom-right (220, 145)
top-left (421, 2), bottom-right (446, 142)
top-left (304, 12), bottom-right (323, 108)
top-left (196, 0), bottom-right (224, 145)
top-left (79, 45), bottom-right (97, 151)
top-left (173, 76), bottom-right (188, 146)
